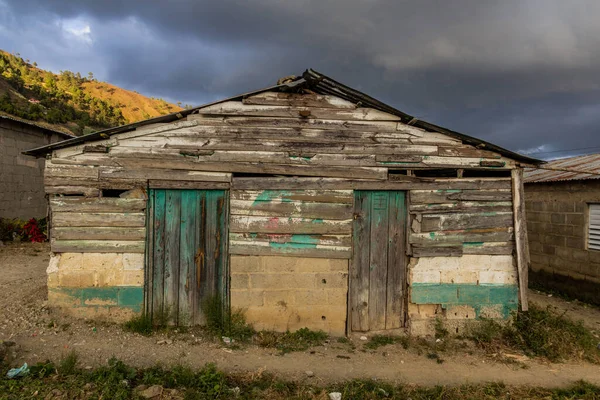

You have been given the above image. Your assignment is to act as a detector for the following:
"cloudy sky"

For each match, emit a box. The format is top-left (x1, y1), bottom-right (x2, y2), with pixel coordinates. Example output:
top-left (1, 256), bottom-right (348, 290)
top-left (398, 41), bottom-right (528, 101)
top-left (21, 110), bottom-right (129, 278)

top-left (2, 1), bottom-right (600, 159)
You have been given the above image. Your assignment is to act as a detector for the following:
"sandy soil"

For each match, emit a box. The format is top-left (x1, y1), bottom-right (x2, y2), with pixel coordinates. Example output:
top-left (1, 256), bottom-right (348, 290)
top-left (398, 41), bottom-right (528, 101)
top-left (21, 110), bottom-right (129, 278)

top-left (1, 242), bottom-right (599, 387)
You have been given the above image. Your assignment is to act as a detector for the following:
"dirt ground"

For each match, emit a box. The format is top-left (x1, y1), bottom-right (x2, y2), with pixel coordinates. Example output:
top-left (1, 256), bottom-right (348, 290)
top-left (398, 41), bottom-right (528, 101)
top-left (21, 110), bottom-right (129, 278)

top-left (1, 242), bottom-right (599, 388)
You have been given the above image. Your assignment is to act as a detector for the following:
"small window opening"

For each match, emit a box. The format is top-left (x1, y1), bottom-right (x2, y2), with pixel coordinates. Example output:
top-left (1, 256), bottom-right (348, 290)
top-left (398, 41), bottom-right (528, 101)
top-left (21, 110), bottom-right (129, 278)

top-left (462, 169), bottom-right (511, 178)
top-left (102, 189), bottom-right (128, 198)
top-left (412, 169), bottom-right (457, 178)
top-left (588, 204), bottom-right (600, 251)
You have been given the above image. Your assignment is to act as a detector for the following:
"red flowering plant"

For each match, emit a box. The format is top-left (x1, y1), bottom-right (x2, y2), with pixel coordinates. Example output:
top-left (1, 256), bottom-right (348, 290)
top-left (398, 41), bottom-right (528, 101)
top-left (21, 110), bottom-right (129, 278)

top-left (22, 218), bottom-right (47, 242)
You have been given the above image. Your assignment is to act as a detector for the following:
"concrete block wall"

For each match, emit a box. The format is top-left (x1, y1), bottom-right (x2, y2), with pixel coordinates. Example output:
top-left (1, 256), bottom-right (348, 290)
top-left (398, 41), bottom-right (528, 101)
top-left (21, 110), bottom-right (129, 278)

top-left (0, 120), bottom-right (66, 219)
top-left (230, 255), bottom-right (348, 335)
top-left (47, 252), bottom-right (144, 320)
top-left (525, 181), bottom-right (600, 303)
top-left (408, 254), bottom-right (518, 335)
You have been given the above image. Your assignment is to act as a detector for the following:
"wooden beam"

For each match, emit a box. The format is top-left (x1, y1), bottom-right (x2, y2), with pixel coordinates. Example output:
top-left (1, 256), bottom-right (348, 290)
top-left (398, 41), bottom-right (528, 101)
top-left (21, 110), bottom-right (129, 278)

top-left (512, 168), bottom-right (529, 311)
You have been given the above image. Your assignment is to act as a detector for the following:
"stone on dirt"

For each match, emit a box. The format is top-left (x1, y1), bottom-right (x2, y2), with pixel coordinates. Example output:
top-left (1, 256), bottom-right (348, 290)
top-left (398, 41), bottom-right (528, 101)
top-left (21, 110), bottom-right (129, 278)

top-left (329, 392), bottom-right (342, 400)
top-left (139, 384), bottom-right (164, 399)
top-left (305, 370), bottom-right (314, 377)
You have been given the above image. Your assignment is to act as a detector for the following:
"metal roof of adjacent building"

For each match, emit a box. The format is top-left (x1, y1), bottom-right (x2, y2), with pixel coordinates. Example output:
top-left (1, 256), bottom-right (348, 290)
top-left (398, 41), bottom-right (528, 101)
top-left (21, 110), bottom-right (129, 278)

top-left (1, 114), bottom-right (75, 139)
top-left (524, 153), bottom-right (600, 183)
top-left (22, 69), bottom-right (542, 164)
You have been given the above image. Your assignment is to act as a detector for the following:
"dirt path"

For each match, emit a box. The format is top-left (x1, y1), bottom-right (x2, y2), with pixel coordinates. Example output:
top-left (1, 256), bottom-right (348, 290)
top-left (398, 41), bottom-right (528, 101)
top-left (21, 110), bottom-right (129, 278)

top-left (1, 242), bottom-right (599, 388)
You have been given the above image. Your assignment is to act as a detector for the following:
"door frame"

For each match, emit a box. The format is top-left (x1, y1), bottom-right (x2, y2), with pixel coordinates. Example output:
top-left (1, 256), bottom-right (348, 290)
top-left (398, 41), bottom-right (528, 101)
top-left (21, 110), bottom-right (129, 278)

top-left (347, 190), bottom-right (409, 333)
top-left (144, 186), bottom-right (230, 324)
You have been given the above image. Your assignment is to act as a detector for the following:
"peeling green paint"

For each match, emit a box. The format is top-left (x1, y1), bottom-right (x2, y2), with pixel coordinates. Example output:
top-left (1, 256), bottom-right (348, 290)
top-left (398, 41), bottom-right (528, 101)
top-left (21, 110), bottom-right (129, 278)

top-left (49, 287), bottom-right (143, 312)
top-left (429, 232), bottom-right (436, 239)
top-left (411, 283), bottom-right (518, 318)
top-left (463, 242), bottom-right (484, 247)
top-left (252, 190), bottom-right (293, 206)
top-left (312, 218), bottom-right (324, 224)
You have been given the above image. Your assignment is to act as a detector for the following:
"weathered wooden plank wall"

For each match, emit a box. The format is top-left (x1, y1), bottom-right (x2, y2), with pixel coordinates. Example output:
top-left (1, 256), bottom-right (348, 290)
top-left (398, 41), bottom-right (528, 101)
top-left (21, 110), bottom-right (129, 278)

top-left (408, 183), bottom-right (515, 257)
top-left (49, 195), bottom-right (147, 253)
top-left (229, 189), bottom-right (353, 258)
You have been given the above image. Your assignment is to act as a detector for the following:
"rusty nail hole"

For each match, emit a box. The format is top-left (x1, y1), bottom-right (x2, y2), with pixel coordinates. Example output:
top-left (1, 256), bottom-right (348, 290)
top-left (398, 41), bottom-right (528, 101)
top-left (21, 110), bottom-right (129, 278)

top-left (322, 279), bottom-right (327, 284)
top-left (321, 316), bottom-right (326, 320)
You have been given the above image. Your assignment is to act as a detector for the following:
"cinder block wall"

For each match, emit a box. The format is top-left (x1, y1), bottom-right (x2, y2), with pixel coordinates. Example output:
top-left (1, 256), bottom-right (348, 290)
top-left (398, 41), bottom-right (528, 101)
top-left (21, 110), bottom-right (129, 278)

top-left (0, 120), bottom-right (65, 219)
top-left (525, 181), bottom-right (600, 302)
top-left (230, 255), bottom-right (349, 335)
top-left (408, 254), bottom-right (518, 335)
top-left (47, 253), bottom-right (144, 320)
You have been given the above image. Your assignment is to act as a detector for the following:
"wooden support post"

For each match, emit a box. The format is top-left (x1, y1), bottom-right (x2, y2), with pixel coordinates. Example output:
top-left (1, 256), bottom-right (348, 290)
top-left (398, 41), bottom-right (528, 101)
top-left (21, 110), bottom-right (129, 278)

top-left (511, 168), bottom-right (529, 311)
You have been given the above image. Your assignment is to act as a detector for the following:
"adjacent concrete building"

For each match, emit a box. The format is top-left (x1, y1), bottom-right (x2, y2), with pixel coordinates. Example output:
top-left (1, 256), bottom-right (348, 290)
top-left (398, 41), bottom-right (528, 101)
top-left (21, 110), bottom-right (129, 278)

top-left (524, 154), bottom-right (600, 305)
top-left (0, 115), bottom-right (73, 219)
top-left (24, 70), bottom-right (540, 336)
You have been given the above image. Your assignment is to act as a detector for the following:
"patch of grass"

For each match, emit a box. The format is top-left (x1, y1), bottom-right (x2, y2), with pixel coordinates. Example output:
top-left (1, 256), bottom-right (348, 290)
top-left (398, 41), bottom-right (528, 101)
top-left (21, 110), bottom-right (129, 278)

top-left (467, 318), bottom-right (505, 348)
top-left (466, 305), bottom-right (600, 363)
top-left (256, 327), bottom-right (329, 354)
top-left (202, 296), bottom-right (255, 342)
top-left (58, 351), bottom-right (79, 375)
top-left (364, 334), bottom-right (410, 350)
top-left (434, 317), bottom-right (449, 339)
top-left (123, 313), bottom-right (154, 336)
top-left (2, 358), bottom-right (600, 399)
top-left (505, 304), bottom-right (600, 363)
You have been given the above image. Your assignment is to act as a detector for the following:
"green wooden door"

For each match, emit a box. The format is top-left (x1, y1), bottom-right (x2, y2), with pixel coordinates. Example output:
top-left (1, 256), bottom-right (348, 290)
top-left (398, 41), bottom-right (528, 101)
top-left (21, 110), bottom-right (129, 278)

top-left (351, 191), bottom-right (407, 331)
top-left (146, 189), bottom-right (229, 326)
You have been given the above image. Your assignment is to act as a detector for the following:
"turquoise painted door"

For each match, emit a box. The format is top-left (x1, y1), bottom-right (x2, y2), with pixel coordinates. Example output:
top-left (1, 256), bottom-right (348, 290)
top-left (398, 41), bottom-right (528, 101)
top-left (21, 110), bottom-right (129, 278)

top-left (351, 191), bottom-right (407, 331)
top-left (147, 189), bottom-right (229, 326)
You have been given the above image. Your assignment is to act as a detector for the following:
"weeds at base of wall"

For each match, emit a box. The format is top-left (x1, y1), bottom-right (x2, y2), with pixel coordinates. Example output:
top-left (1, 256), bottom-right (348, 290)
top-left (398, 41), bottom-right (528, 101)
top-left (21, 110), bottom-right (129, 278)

top-left (202, 296), bottom-right (256, 342)
top-left (467, 304), bottom-right (600, 364)
top-left (255, 327), bottom-right (329, 354)
top-left (122, 306), bottom-right (187, 336)
top-left (2, 355), bottom-right (600, 400)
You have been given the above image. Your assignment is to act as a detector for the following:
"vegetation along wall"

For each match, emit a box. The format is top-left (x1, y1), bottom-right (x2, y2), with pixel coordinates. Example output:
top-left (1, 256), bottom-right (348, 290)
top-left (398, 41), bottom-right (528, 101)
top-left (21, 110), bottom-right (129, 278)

top-left (40, 90), bottom-right (526, 335)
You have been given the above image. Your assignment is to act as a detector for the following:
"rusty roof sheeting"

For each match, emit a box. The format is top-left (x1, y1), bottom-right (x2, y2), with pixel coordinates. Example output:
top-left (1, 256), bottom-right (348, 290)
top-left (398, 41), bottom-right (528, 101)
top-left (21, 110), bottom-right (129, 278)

top-left (524, 153), bottom-right (600, 183)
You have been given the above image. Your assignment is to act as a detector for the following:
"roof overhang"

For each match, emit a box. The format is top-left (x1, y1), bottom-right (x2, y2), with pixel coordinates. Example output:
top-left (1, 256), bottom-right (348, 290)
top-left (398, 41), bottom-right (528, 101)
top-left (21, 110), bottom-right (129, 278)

top-left (23, 69), bottom-right (543, 165)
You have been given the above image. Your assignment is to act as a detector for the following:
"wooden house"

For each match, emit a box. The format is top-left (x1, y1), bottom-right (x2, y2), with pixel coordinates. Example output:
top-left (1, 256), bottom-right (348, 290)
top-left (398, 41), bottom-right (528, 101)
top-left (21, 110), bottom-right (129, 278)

top-left (24, 70), bottom-right (540, 336)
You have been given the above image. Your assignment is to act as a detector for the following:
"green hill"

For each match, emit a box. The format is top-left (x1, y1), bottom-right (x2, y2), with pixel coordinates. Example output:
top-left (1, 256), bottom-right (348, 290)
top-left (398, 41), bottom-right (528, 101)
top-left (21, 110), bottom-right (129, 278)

top-left (0, 50), bottom-right (183, 136)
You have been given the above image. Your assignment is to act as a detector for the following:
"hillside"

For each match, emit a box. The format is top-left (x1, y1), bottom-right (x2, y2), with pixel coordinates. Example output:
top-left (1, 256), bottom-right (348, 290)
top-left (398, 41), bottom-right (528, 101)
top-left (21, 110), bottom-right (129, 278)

top-left (0, 50), bottom-right (182, 136)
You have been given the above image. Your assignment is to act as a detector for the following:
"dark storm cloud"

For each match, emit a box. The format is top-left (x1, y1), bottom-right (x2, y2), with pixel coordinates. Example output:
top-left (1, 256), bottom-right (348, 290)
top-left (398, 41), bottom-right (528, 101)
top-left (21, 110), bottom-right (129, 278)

top-left (3, 0), bottom-right (600, 158)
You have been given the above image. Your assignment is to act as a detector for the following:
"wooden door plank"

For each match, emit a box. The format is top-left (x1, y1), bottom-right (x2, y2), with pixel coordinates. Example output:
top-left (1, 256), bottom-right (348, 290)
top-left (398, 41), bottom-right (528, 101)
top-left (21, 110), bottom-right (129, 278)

top-left (216, 191), bottom-right (230, 318)
top-left (369, 192), bottom-right (390, 331)
top-left (351, 191), bottom-right (370, 332)
top-left (386, 192), bottom-right (406, 329)
top-left (512, 169), bottom-right (529, 311)
top-left (164, 190), bottom-right (181, 324)
top-left (204, 191), bottom-right (220, 302)
top-left (152, 190), bottom-right (166, 320)
top-left (194, 191), bottom-right (207, 325)
top-left (178, 190), bottom-right (197, 326)
top-left (145, 189), bottom-right (155, 316)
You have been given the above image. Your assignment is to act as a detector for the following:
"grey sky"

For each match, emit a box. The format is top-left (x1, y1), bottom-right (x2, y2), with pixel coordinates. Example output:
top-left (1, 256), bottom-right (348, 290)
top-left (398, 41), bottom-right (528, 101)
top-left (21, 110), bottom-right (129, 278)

top-left (2, 0), bottom-right (600, 159)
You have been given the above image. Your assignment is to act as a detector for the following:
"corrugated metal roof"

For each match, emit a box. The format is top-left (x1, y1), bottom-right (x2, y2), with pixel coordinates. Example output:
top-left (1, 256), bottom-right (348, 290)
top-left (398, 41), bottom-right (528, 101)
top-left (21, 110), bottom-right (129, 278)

top-left (23, 69), bottom-right (542, 164)
top-left (524, 153), bottom-right (600, 183)
top-left (0, 113), bottom-right (75, 139)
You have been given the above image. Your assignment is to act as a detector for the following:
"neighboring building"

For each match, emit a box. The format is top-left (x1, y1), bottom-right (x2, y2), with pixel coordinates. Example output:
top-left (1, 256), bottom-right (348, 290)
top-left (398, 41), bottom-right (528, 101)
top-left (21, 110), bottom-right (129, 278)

top-left (0, 115), bottom-right (73, 219)
top-left (24, 70), bottom-right (540, 336)
top-left (524, 154), bottom-right (600, 305)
